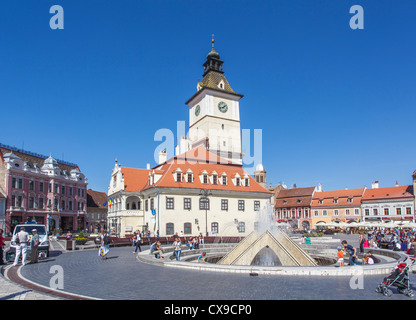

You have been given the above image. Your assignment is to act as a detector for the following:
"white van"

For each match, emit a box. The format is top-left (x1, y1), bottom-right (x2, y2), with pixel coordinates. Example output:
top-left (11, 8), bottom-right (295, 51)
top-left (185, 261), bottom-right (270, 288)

top-left (7, 224), bottom-right (50, 262)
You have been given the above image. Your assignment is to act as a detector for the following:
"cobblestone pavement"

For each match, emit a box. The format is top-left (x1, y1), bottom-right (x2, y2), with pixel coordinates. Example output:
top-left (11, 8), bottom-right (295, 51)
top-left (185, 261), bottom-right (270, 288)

top-left (2, 234), bottom-right (415, 300)
top-left (0, 267), bottom-right (61, 300)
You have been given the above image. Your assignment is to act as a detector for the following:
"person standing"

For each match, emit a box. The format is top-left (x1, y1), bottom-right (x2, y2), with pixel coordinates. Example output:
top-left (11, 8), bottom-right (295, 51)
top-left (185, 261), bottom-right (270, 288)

top-left (134, 231), bottom-right (142, 253)
top-left (30, 229), bottom-right (40, 264)
top-left (172, 238), bottom-right (182, 261)
top-left (336, 246), bottom-right (344, 267)
top-left (13, 227), bottom-right (29, 266)
top-left (359, 232), bottom-right (365, 254)
top-left (0, 229), bottom-right (4, 265)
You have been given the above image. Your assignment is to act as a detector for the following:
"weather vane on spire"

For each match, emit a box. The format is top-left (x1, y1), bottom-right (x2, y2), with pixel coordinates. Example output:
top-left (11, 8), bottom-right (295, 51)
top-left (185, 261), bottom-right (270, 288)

top-left (212, 34), bottom-right (215, 48)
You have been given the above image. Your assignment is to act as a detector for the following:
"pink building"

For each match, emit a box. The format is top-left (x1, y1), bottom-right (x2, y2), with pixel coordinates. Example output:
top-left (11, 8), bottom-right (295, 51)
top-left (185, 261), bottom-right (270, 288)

top-left (0, 143), bottom-right (88, 234)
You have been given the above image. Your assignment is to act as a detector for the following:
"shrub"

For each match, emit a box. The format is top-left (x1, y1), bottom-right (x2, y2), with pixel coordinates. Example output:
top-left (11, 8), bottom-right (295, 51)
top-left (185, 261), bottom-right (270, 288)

top-left (75, 236), bottom-right (89, 245)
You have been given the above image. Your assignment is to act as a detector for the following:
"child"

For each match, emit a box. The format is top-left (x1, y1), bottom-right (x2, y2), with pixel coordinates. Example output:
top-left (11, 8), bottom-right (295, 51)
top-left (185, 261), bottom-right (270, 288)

top-left (336, 246), bottom-right (344, 267)
top-left (197, 252), bottom-right (206, 263)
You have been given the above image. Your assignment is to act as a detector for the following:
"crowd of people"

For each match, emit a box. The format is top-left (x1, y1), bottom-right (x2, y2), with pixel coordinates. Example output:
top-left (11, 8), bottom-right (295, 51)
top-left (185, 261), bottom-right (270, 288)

top-left (360, 228), bottom-right (416, 254)
top-left (334, 227), bottom-right (416, 267)
top-left (146, 232), bottom-right (205, 261)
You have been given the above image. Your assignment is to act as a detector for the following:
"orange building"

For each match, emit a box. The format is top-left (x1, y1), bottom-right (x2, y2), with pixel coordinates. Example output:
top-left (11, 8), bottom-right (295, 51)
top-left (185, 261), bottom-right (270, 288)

top-left (311, 188), bottom-right (366, 228)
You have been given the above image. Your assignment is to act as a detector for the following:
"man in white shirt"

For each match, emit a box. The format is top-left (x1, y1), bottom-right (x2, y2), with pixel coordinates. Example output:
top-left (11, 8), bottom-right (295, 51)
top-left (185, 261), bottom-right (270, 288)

top-left (13, 227), bottom-right (29, 266)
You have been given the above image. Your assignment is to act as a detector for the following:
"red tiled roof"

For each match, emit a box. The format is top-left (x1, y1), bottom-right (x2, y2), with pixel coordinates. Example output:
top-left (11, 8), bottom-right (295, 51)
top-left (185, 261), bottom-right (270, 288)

top-left (87, 189), bottom-right (108, 208)
top-left (121, 146), bottom-right (271, 194)
top-left (362, 185), bottom-right (414, 201)
top-left (277, 187), bottom-right (316, 198)
top-left (171, 144), bottom-right (232, 165)
top-left (311, 188), bottom-right (365, 208)
top-left (120, 167), bottom-right (151, 192)
top-left (275, 187), bottom-right (315, 208)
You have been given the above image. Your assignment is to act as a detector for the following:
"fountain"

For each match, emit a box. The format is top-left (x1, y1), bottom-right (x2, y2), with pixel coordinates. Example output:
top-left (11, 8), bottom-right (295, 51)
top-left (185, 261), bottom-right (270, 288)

top-left (136, 198), bottom-right (409, 276)
top-left (217, 201), bottom-right (318, 266)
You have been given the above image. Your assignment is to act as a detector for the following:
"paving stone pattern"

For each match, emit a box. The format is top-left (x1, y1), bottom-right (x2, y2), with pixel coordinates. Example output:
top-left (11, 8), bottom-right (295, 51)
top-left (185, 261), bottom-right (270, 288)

top-left (15, 236), bottom-right (416, 300)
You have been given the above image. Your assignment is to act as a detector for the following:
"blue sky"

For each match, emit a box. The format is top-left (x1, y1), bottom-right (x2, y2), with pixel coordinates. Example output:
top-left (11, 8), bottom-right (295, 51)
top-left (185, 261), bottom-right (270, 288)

top-left (1, 0), bottom-right (415, 193)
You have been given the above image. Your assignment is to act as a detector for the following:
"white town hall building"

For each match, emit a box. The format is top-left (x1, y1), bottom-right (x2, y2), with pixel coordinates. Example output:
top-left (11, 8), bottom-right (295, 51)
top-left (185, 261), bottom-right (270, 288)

top-left (107, 38), bottom-right (272, 237)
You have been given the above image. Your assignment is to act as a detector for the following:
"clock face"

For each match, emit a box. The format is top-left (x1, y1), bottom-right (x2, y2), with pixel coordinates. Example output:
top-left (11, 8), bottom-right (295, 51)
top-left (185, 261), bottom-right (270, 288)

top-left (218, 101), bottom-right (228, 113)
top-left (195, 105), bottom-right (200, 116)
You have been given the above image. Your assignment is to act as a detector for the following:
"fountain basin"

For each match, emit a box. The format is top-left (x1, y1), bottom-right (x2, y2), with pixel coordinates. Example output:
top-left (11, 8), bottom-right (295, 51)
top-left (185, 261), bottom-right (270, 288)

top-left (136, 243), bottom-right (410, 276)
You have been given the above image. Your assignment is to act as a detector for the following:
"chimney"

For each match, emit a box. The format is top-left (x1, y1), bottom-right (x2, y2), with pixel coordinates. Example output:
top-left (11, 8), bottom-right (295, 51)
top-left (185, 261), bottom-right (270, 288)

top-left (317, 183), bottom-right (322, 192)
top-left (371, 181), bottom-right (379, 189)
top-left (292, 184), bottom-right (297, 188)
top-left (158, 149), bottom-right (167, 164)
top-left (146, 163), bottom-right (150, 170)
top-left (395, 181), bottom-right (399, 187)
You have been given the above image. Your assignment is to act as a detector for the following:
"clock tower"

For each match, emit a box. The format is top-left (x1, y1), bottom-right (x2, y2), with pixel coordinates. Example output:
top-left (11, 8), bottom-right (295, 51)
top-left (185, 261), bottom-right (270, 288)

top-left (185, 36), bottom-right (244, 164)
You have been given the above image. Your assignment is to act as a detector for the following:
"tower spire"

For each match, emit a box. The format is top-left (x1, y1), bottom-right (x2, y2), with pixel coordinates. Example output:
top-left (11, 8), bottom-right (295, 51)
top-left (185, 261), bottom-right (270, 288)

top-left (203, 34), bottom-right (223, 76)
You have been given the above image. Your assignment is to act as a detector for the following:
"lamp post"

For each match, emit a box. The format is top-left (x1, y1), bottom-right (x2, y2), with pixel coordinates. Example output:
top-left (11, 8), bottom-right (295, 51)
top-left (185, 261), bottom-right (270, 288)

top-left (199, 189), bottom-right (212, 236)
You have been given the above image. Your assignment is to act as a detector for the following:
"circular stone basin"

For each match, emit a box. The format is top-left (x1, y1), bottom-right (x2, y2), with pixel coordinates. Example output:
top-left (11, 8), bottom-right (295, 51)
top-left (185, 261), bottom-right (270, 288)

top-left (137, 242), bottom-right (410, 276)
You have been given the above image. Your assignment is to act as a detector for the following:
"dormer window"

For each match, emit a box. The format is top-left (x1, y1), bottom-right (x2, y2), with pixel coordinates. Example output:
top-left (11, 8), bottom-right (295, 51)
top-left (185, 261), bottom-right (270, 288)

top-left (333, 199), bottom-right (338, 204)
top-left (222, 175), bottom-right (227, 185)
top-left (318, 200), bottom-right (323, 204)
top-left (244, 178), bottom-right (249, 187)
top-left (213, 175), bottom-right (218, 185)
top-left (347, 197), bottom-right (353, 203)
top-left (174, 168), bottom-right (183, 182)
top-left (203, 174), bottom-right (208, 184)
top-left (187, 172), bottom-right (193, 183)
top-left (235, 177), bottom-right (240, 186)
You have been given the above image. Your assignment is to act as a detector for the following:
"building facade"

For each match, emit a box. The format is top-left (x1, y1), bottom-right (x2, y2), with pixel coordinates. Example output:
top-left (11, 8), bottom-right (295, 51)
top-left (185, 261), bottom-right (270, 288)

top-left (311, 188), bottom-right (365, 228)
top-left (274, 186), bottom-right (315, 230)
top-left (0, 144), bottom-right (88, 234)
top-left (361, 183), bottom-right (414, 222)
top-left (86, 189), bottom-right (108, 233)
top-left (108, 146), bottom-right (272, 237)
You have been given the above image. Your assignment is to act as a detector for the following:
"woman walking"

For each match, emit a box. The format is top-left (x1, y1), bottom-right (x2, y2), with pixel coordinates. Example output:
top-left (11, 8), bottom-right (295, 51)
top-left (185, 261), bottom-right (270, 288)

top-left (172, 238), bottom-right (182, 261)
top-left (99, 229), bottom-right (110, 260)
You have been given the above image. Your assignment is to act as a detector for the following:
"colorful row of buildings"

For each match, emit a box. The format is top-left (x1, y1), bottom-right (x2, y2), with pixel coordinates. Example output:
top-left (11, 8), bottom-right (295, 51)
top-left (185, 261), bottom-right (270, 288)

top-left (274, 175), bottom-right (416, 230)
top-left (2, 39), bottom-right (414, 238)
top-left (0, 143), bottom-right (107, 234)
